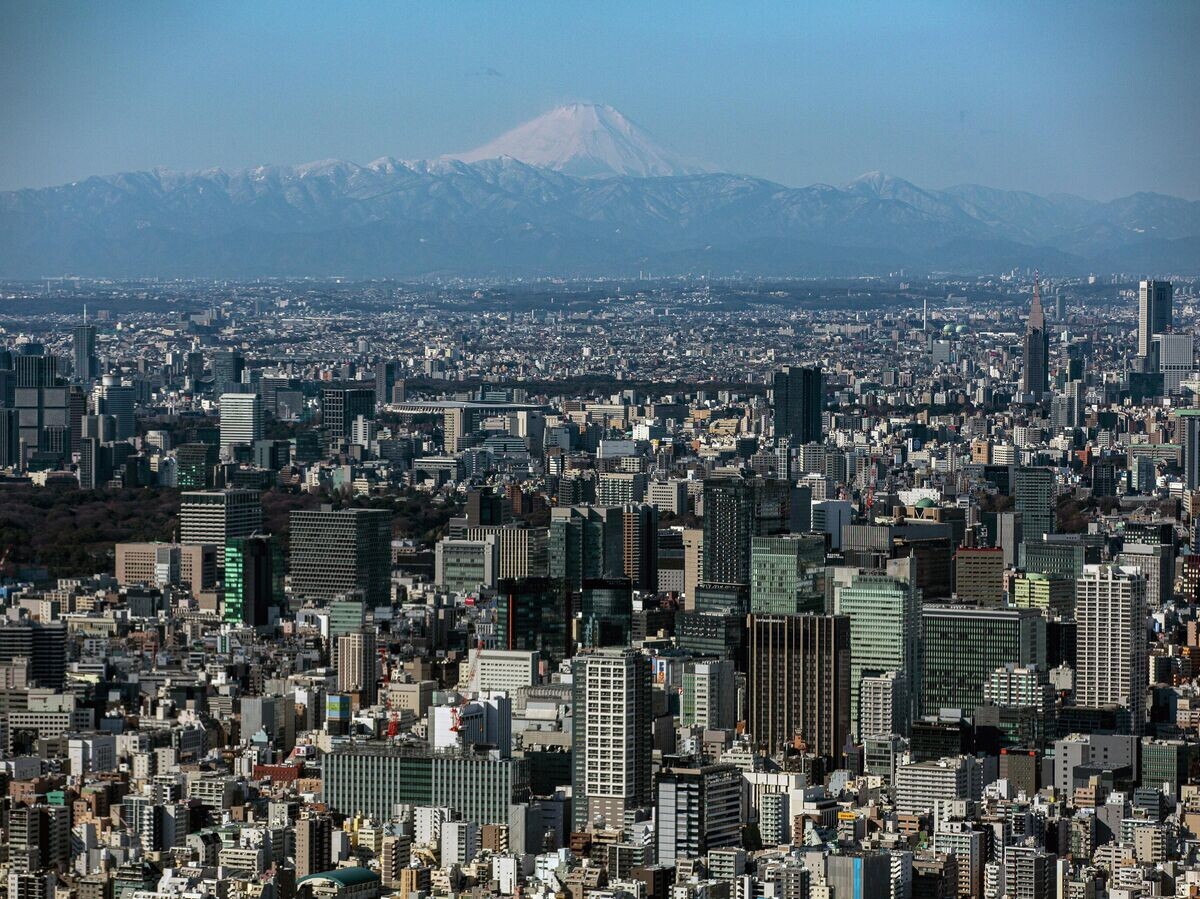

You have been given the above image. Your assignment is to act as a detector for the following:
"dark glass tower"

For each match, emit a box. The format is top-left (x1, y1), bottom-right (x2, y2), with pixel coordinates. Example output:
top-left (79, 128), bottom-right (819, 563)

top-left (1021, 277), bottom-right (1049, 398)
top-left (773, 365), bottom-right (824, 445)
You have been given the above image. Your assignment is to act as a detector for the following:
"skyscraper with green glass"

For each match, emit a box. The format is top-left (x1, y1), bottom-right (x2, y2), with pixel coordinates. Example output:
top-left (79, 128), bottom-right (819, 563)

top-left (223, 534), bottom-right (279, 627)
top-left (749, 534), bottom-right (826, 615)
top-left (834, 572), bottom-right (922, 739)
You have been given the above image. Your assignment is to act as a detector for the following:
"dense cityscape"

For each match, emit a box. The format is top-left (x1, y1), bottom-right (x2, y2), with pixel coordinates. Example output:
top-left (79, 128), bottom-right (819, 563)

top-left (0, 270), bottom-right (1198, 899)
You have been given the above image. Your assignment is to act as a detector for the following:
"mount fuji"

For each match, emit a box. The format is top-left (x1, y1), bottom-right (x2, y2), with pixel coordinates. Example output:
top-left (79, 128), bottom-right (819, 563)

top-left (444, 103), bottom-right (711, 178)
top-left (2, 105), bottom-right (1199, 279)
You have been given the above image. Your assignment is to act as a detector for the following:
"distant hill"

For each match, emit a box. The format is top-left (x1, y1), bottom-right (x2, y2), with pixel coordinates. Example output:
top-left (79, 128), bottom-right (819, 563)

top-left (2, 106), bottom-right (1198, 279)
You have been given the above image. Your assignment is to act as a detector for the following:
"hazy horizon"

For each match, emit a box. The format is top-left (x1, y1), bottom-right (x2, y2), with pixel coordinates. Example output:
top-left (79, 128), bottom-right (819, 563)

top-left (2, 1), bottom-right (1198, 200)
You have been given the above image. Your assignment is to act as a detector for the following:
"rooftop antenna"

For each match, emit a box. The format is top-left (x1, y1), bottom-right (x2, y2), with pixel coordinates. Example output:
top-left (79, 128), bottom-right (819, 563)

top-left (83, 304), bottom-right (88, 324)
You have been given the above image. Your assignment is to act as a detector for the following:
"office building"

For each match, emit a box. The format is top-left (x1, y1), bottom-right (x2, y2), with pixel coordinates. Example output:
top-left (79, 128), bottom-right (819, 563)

top-left (210, 350), bottom-right (245, 396)
top-left (749, 534), bottom-right (826, 614)
top-left (337, 631), bottom-right (378, 706)
top-left (1137, 279), bottom-right (1173, 360)
top-left (73, 322), bottom-right (99, 384)
top-left (749, 613), bottom-right (851, 763)
top-left (179, 489), bottom-right (263, 570)
top-left (953, 546), bottom-right (1004, 605)
top-left (289, 508), bottom-right (392, 606)
top-left (321, 387), bottom-right (375, 444)
top-left (571, 649), bottom-right (653, 832)
top-left (219, 392), bottom-right (263, 458)
top-left (1076, 564), bottom-right (1148, 733)
top-left (702, 475), bottom-right (790, 586)
top-left (1013, 468), bottom-right (1056, 540)
top-left (1152, 332), bottom-right (1194, 394)
top-left (772, 365), bottom-right (823, 446)
top-left (116, 542), bottom-right (217, 599)
top-left (464, 525), bottom-right (548, 580)
top-left (549, 504), bottom-right (625, 592)
top-left (580, 578), bottom-right (633, 648)
top-left (1021, 278), bottom-right (1049, 398)
top-left (654, 760), bottom-right (742, 866)
top-left (1010, 571), bottom-right (1075, 616)
top-left (1177, 408), bottom-right (1200, 491)
top-left (435, 536), bottom-right (500, 593)
top-left (920, 606), bottom-right (1046, 717)
top-left (680, 660), bottom-right (737, 730)
top-left (494, 577), bottom-right (571, 666)
top-left (859, 670), bottom-right (908, 740)
top-left (834, 572), bottom-right (922, 738)
top-left (622, 503), bottom-right (659, 592)
top-left (894, 755), bottom-right (982, 816)
top-left (224, 535), bottom-right (276, 627)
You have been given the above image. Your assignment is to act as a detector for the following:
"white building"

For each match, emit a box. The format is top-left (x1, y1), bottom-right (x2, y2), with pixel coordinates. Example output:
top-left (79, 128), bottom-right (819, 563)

top-left (1076, 564), bottom-right (1148, 733)
top-left (218, 393), bottom-right (263, 459)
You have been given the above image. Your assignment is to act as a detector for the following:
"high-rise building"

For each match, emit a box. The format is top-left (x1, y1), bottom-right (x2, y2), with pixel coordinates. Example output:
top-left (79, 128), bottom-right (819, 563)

top-left (1076, 564), bottom-right (1148, 733)
top-left (680, 660), bottom-right (737, 730)
top-left (1152, 332), bottom-right (1194, 394)
top-left (772, 365), bottom-right (823, 446)
top-left (223, 535), bottom-right (277, 627)
top-left (337, 630), bottom-right (378, 705)
top-left (749, 534), bottom-right (826, 614)
top-left (295, 814), bottom-right (333, 878)
top-left (219, 393), bottom-right (263, 459)
top-left (654, 759), bottom-right (742, 866)
top-left (549, 505), bottom-right (625, 593)
top-left (702, 476), bottom-right (790, 586)
top-left (1137, 279), bottom-right (1173, 360)
top-left (494, 577), bottom-right (571, 666)
top-left (1004, 844), bottom-right (1056, 899)
top-left (571, 649), bottom-right (652, 832)
top-left (749, 613), bottom-right (851, 763)
top-left (1021, 277), bottom-right (1049, 398)
top-left (210, 350), bottom-right (245, 396)
top-left (289, 508), bottom-right (392, 606)
top-left (1012, 468), bottom-right (1056, 540)
top-left (622, 503), bottom-right (659, 592)
top-left (321, 387), bottom-right (375, 444)
top-left (92, 378), bottom-right (135, 440)
top-left (176, 443), bottom-right (218, 488)
top-left (920, 605), bottom-right (1046, 716)
top-left (834, 572), bottom-right (922, 738)
top-left (953, 546), bottom-right (1005, 606)
top-left (580, 578), bottom-right (633, 648)
top-left (179, 489), bottom-right (263, 570)
top-left (72, 323), bottom-right (98, 384)
top-left (1177, 408), bottom-right (1200, 491)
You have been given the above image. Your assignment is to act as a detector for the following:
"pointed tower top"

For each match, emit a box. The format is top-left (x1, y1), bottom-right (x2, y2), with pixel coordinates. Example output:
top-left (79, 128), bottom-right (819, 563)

top-left (1027, 272), bottom-right (1045, 331)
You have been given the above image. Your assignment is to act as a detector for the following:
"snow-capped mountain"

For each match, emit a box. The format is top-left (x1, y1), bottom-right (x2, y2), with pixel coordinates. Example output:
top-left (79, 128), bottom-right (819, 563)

top-left (444, 103), bottom-right (711, 178)
top-left (2, 107), bottom-right (1199, 278)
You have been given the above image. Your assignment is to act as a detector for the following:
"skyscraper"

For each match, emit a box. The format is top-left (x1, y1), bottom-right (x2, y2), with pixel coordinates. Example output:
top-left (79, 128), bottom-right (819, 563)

top-left (834, 572), bottom-right (922, 739)
top-left (289, 507), bottom-right (393, 606)
top-left (571, 649), bottom-right (652, 832)
top-left (179, 489), bottom-right (263, 570)
top-left (548, 504), bottom-right (625, 593)
top-left (749, 534), bottom-right (826, 614)
top-left (337, 630), bottom-right (378, 706)
top-left (219, 393), bottom-right (263, 459)
top-left (1021, 276), bottom-right (1049, 398)
top-left (1013, 467), bottom-right (1056, 540)
top-left (1176, 408), bottom-right (1200, 491)
top-left (920, 605), bottom-right (1046, 716)
top-left (321, 387), bottom-right (376, 444)
top-left (1076, 564), bottom-right (1148, 733)
top-left (223, 535), bottom-right (276, 627)
top-left (702, 476), bottom-right (791, 586)
top-left (1137, 279), bottom-right (1173, 360)
top-left (772, 365), bottom-right (824, 446)
top-left (72, 323), bottom-right (98, 384)
top-left (748, 613), bottom-right (851, 763)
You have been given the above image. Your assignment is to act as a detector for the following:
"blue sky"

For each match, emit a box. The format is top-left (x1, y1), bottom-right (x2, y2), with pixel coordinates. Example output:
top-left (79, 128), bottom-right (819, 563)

top-left (2, 1), bottom-right (1197, 198)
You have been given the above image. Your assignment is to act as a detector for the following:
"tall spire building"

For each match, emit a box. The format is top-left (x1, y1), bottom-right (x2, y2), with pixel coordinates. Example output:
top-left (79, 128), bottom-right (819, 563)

top-left (1021, 275), bottom-right (1049, 399)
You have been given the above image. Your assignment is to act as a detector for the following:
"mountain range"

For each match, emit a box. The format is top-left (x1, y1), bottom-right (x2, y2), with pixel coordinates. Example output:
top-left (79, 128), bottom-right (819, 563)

top-left (2, 103), bottom-right (1197, 279)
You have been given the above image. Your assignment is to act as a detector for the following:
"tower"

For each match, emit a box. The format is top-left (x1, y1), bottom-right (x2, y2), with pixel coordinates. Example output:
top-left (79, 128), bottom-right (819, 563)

top-left (1137, 279), bottom-right (1173, 360)
top-left (1021, 275), bottom-right (1049, 398)
top-left (772, 365), bottom-right (823, 446)
top-left (570, 649), bottom-right (652, 832)
top-left (749, 613), bottom-right (851, 764)
top-left (1076, 564), bottom-right (1148, 733)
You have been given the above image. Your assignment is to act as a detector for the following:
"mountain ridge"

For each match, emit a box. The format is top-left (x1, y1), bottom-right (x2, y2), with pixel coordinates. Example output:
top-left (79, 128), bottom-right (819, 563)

top-left (2, 152), bottom-right (1199, 279)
